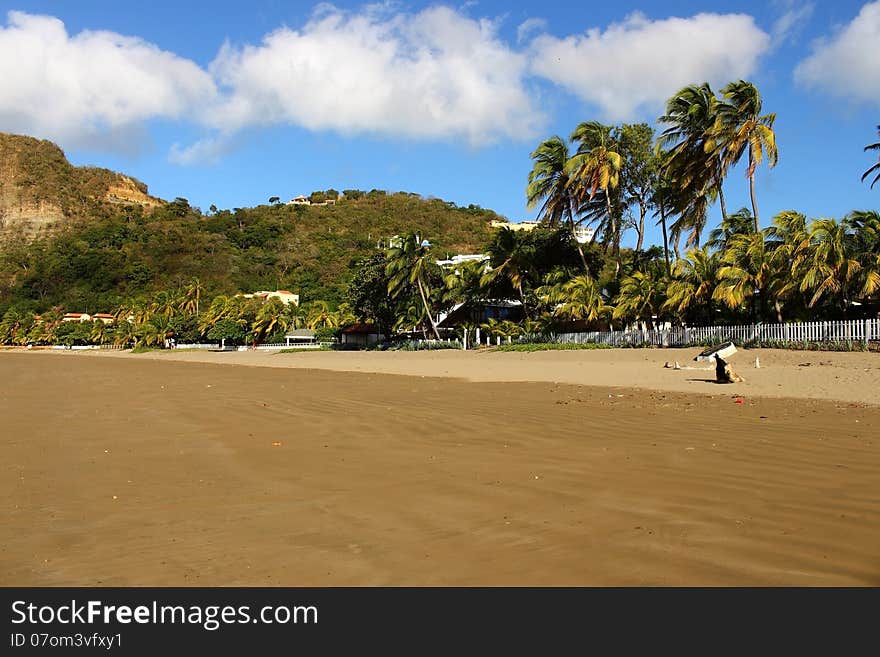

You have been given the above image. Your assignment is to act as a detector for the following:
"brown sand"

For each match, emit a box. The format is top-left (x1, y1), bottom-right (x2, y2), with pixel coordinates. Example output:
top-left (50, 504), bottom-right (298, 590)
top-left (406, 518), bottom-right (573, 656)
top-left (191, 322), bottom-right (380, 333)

top-left (2, 349), bottom-right (879, 585)
top-left (82, 345), bottom-right (880, 406)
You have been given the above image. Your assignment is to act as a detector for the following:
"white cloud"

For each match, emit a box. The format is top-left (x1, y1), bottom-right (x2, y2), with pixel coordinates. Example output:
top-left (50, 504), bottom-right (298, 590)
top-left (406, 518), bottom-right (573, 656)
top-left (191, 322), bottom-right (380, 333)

top-left (0, 11), bottom-right (216, 151)
top-left (794, 1), bottom-right (880, 105)
top-left (528, 12), bottom-right (770, 121)
top-left (771, 1), bottom-right (814, 46)
top-left (169, 136), bottom-right (234, 166)
top-left (205, 5), bottom-right (544, 146)
top-left (517, 17), bottom-right (546, 44)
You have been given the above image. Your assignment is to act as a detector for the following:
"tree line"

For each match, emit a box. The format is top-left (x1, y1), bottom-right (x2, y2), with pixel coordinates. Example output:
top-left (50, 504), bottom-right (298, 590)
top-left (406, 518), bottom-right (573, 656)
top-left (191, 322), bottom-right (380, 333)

top-left (346, 81), bottom-right (879, 339)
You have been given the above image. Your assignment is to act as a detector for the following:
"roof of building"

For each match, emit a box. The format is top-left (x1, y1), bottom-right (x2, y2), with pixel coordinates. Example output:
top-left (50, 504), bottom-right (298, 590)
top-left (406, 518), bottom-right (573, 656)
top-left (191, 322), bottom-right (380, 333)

top-left (285, 328), bottom-right (315, 337)
top-left (341, 323), bottom-right (382, 334)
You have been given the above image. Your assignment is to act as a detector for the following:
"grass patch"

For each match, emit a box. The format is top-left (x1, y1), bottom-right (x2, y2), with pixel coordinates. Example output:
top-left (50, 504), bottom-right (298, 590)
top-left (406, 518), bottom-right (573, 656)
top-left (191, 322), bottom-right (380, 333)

top-left (277, 346), bottom-right (332, 353)
top-left (130, 346), bottom-right (162, 353)
top-left (493, 342), bottom-right (616, 352)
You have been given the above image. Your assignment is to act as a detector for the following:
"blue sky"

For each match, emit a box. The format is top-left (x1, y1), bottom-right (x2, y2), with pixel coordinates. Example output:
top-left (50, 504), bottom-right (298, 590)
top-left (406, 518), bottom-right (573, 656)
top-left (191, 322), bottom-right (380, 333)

top-left (1, 1), bottom-right (878, 248)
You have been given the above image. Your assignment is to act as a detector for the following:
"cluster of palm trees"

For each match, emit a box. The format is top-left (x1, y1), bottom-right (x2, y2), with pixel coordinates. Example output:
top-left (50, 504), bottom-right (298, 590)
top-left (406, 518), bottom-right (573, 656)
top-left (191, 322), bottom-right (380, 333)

top-left (375, 82), bottom-right (878, 339)
top-left (378, 207), bottom-right (878, 344)
top-left (527, 80), bottom-right (780, 276)
top-left (0, 278), bottom-right (357, 347)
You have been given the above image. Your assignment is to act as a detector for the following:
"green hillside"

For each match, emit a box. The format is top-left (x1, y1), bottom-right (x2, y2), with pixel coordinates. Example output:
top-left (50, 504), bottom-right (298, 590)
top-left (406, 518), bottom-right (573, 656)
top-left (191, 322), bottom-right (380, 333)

top-left (0, 187), bottom-right (503, 314)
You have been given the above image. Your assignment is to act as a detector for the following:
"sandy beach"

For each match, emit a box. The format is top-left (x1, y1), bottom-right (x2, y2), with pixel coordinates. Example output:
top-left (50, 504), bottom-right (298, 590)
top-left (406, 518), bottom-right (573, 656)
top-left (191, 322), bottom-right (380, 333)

top-left (2, 347), bottom-right (879, 585)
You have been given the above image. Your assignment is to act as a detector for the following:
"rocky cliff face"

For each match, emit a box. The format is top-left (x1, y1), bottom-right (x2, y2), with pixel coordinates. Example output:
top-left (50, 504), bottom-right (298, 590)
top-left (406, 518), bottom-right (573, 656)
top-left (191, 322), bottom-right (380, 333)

top-left (0, 133), bottom-right (163, 240)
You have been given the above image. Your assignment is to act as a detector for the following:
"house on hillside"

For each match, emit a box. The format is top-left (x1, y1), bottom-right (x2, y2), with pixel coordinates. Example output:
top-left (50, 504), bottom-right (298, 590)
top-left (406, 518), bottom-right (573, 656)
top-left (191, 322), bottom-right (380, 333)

top-left (435, 253), bottom-right (489, 270)
top-left (288, 196), bottom-right (310, 205)
top-left (61, 312), bottom-right (91, 323)
top-left (91, 313), bottom-right (115, 325)
top-left (239, 290), bottom-right (300, 306)
top-left (490, 219), bottom-right (542, 233)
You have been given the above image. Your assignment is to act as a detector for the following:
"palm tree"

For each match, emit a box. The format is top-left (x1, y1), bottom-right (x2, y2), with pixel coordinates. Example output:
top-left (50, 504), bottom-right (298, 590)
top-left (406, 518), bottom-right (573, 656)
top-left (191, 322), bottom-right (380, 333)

top-left (526, 136), bottom-right (591, 271)
top-left (658, 83), bottom-right (729, 221)
top-left (112, 319), bottom-right (136, 348)
top-left (283, 300), bottom-right (306, 330)
top-left (846, 210), bottom-right (880, 302)
top-left (706, 207), bottom-right (755, 251)
top-left (252, 298), bottom-right (289, 344)
top-left (305, 301), bottom-right (339, 330)
top-left (181, 278), bottom-right (205, 316)
top-left (713, 231), bottom-right (774, 321)
top-left (442, 259), bottom-right (487, 307)
top-left (198, 295), bottom-right (236, 336)
top-left (89, 320), bottom-right (108, 346)
top-left (612, 270), bottom-right (665, 329)
top-left (481, 228), bottom-right (534, 317)
top-left (650, 171), bottom-right (675, 277)
top-left (800, 218), bottom-right (874, 313)
top-left (0, 309), bottom-right (26, 344)
top-left (136, 314), bottom-right (172, 348)
top-left (482, 319), bottom-right (522, 343)
top-left (862, 126), bottom-right (880, 189)
top-left (667, 184), bottom-right (713, 250)
top-left (150, 290), bottom-right (178, 320)
top-left (386, 232), bottom-right (442, 340)
top-left (711, 80), bottom-right (778, 231)
top-left (663, 247), bottom-right (720, 324)
top-left (568, 122), bottom-right (623, 273)
top-left (544, 274), bottom-right (611, 323)
top-left (765, 210), bottom-right (812, 320)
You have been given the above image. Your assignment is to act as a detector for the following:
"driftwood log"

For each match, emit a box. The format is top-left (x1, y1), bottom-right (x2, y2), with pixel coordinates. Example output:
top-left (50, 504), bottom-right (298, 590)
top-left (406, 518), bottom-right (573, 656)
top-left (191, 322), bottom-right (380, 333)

top-left (715, 356), bottom-right (744, 383)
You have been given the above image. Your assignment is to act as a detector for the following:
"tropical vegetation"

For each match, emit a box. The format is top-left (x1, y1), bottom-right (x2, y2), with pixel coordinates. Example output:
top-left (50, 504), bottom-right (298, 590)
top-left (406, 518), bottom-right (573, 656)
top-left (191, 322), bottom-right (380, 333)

top-left (0, 82), bottom-right (878, 350)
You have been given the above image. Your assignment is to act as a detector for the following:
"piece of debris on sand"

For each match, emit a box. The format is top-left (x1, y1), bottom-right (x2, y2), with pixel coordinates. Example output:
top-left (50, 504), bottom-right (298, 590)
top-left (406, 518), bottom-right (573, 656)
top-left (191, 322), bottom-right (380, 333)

top-left (715, 355), bottom-right (744, 384)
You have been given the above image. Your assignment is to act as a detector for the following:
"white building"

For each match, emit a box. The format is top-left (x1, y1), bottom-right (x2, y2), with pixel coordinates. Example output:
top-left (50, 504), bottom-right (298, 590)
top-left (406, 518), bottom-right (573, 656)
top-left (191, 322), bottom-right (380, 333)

top-left (573, 225), bottom-right (595, 244)
top-left (240, 290), bottom-right (300, 306)
top-left (435, 254), bottom-right (489, 269)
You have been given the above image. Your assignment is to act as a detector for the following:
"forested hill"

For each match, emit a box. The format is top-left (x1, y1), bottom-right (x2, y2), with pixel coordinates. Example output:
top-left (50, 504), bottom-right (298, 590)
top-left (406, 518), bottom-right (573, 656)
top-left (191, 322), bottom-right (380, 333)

top-left (0, 134), bottom-right (505, 312)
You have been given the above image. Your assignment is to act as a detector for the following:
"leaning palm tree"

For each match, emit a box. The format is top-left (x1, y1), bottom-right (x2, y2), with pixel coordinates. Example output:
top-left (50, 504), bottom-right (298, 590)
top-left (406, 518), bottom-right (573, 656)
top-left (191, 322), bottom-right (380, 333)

top-left (862, 126), bottom-right (880, 189)
top-left (667, 183), bottom-right (713, 250)
top-left (568, 122), bottom-right (623, 273)
top-left (386, 232), bottom-right (442, 340)
top-left (710, 80), bottom-right (778, 232)
top-left (198, 295), bottom-right (235, 335)
top-left (112, 319), bottom-right (137, 348)
top-left (251, 297), bottom-right (289, 344)
top-left (658, 82), bottom-right (729, 221)
top-left (526, 136), bottom-right (590, 271)
top-left (89, 320), bottom-right (108, 346)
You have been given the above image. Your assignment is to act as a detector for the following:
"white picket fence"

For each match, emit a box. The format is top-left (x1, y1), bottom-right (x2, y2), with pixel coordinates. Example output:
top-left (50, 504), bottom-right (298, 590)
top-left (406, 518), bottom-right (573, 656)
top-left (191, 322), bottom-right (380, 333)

top-left (552, 318), bottom-right (880, 348)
